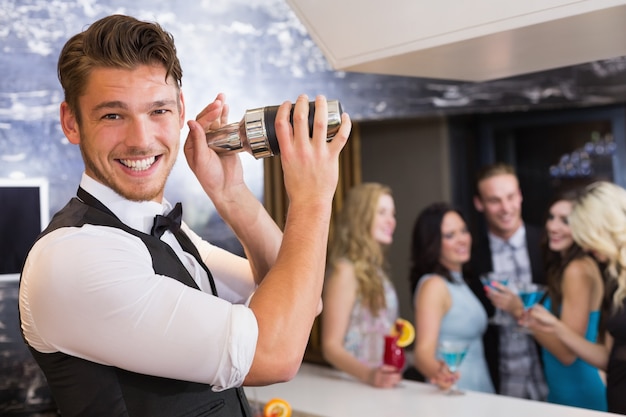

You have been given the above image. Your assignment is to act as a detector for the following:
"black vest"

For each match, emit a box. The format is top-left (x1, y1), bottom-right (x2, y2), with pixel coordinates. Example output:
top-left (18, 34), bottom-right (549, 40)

top-left (23, 190), bottom-right (252, 417)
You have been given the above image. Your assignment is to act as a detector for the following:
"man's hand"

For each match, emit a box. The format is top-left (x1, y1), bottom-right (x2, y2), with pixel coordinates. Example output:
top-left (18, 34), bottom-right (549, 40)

top-left (484, 282), bottom-right (524, 319)
top-left (184, 93), bottom-right (246, 202)
top-left (273, 94), bottom-right (351, 207)
top-left (244, 95), bottom-right (351, 385)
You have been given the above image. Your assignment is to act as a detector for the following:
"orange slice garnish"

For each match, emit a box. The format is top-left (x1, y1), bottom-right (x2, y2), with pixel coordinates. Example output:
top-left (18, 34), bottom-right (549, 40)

top-left (263, 398), bottom-right (292, 417)
top-left (390, 318), bottom-right (415, 348)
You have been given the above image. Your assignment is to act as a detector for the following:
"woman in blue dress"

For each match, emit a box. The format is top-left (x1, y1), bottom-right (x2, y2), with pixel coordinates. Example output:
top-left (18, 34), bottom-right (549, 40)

top-left (529, 182), bottom-right (626, 413)
top-left (526, 190), bottom-right (607, 411)
top-left (409, 203), bottom-right (494, 393)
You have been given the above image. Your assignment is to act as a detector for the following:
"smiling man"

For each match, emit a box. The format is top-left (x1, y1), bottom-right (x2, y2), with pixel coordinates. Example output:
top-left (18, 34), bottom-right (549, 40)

top-left (470, 162), bottom-right (548, 401)
top-left (18, 14), bottom-right (351, 417)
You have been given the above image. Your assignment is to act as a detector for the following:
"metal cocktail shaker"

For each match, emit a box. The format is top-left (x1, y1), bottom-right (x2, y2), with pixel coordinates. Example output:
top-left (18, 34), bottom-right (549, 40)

top-left (205, 100), bottom-right (343, 159)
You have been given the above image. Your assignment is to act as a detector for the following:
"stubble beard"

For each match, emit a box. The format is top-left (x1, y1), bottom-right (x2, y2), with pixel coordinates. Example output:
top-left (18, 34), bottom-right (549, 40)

top-left (81, 148), bottom-right (172, 202)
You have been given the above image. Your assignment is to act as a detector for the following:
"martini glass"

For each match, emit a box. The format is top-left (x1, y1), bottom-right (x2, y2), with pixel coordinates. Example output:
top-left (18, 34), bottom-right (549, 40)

top-left (479, 272), bottom-right (510, 325)
top-left (437, 340), bottom-right (470, 395)
top-left (516, 282), bottom-right (547, 332)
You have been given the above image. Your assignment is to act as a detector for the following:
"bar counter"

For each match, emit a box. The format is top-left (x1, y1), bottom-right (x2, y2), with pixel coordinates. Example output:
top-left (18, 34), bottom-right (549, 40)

top-left (245, 363), bottom-right (618, 417)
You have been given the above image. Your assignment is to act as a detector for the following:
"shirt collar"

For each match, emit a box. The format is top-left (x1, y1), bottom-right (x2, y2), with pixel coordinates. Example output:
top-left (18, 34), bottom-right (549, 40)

top-left (79, 173), bottom-right (173, 235)
top-left (488, 223), bottom-right (526, 252)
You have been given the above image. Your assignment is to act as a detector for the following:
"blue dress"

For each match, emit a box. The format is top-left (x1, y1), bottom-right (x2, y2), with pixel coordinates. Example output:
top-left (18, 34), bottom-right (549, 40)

top-left (417, 272), bottom-right (495, 393)
top-left (541, 298), bottom-right (607, 411)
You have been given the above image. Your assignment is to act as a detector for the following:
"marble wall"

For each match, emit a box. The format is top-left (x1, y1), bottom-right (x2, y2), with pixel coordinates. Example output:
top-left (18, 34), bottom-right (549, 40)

top-left (2, 0), bottom-right (626, 243)
top-left (1, 0), bottom-right (626, 413)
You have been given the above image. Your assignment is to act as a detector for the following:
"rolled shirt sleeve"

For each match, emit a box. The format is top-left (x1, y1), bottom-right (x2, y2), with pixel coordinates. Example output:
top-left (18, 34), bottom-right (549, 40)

top-left (19, 224), bottom-right (258, 390)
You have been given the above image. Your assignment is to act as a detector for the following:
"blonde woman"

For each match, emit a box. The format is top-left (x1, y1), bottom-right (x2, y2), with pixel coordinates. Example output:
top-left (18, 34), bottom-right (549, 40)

top-left (322, 183), bottom-right (401, 388)
top-left (530, 181), bottom-right (626, 414)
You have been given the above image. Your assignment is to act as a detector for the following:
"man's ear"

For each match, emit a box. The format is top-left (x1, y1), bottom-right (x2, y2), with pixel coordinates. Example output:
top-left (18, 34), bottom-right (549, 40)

top-left (473, 195), bottom-right (484, 213)
top-left (60, 102), bottom-right (80, 145)
top-left (179, 90), bottom-right (185, 128)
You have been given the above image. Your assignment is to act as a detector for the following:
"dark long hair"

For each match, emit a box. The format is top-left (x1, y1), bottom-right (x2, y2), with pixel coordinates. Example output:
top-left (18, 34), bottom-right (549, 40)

top-left (542, 189), bottom-right (592, 314)
top-left (409, 202), bottom-right (467, 300)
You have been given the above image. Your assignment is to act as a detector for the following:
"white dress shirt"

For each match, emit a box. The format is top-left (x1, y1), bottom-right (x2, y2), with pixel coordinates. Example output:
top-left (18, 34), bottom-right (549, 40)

top-left (19, 174), bottom-right (259, 391)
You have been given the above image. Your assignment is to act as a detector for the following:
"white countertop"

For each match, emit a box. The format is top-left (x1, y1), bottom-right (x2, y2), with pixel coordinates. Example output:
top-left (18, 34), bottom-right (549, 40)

top-left (245, 363), bottom-right (617, 417)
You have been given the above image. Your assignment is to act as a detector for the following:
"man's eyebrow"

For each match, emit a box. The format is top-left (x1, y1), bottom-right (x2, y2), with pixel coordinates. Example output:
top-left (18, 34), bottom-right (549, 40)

top-left (151, 99), bottom-right (178, 108)
top-left (91, 99), bottom-right (177, 113)
top-left (92, 101), bottom-right (128, 113)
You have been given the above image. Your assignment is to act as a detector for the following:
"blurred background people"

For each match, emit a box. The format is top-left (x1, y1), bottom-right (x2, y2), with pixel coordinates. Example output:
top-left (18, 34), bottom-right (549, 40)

top-left (492, 190), bottom-right (607, 410)
top-left (321, 182), bottom-right (401, 388)
top-left (409, 202), bottom-right (494, 393)
top-left (530, 181), bottom-right (626, 415)
top-left (471, 162), bottom-right (548, 400)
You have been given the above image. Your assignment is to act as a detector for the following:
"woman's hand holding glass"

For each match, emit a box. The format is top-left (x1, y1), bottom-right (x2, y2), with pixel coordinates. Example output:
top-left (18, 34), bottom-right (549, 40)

top-left (367, 365), bottom-right (402, 389)
top-left (429, 360), bottom-right (459, 391)
top-left (515, 283), bottom-right (547, 330)
top-left (436, 341), bottom-right (470, 395)
top-left (525, 303), bottom-right (560, 333)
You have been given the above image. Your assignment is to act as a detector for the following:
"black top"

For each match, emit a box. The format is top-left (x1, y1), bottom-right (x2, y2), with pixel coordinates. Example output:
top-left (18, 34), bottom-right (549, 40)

top-left (21, 190), bottom-right (251, 417)
top-left (606, 298), bottom-right (626, 414)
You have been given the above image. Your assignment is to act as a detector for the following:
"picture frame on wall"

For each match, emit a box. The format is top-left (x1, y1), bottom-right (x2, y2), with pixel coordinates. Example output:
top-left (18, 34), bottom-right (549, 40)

top-left (0, 178), bottom-right (58, 415)
top-left (0, 177), bottom-right (49, 276)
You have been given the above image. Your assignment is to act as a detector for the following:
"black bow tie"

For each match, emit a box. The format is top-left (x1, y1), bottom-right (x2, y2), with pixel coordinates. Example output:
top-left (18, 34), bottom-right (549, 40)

top-left (151, 202), bottom-right (182, 238)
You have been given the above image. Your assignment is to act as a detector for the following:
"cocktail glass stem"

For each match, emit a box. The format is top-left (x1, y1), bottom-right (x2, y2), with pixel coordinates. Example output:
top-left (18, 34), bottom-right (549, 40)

top-left (446, 381), bottom-right (465, 396)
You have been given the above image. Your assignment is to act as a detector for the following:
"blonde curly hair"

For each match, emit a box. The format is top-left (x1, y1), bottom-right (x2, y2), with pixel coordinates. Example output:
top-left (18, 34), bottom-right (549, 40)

top-left (569, 181), bottom-right (626, 310)
top-left (328, 183), bottom-right (393, 315)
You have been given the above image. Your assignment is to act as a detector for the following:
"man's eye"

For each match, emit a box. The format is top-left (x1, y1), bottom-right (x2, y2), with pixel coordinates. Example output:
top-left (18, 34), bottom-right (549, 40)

top-left (102, 114), bottom-right (120, 120)
top-left (153, 109), bottom-right (169, 115)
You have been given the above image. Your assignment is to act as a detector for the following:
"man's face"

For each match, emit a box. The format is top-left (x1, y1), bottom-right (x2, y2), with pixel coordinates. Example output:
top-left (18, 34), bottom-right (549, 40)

top-left (474, 173), bottom-right (523, 239)
top-left (61, 64), bottom-right (185, 202)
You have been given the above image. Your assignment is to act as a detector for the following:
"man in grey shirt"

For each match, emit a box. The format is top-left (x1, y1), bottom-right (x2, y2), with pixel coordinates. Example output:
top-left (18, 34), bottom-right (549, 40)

top-left (470, 162), bottom-right (548, 400)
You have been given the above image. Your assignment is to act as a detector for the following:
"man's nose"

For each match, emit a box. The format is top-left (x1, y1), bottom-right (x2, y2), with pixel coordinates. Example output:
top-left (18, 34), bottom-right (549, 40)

top-left (124, 118), bottom-right (151, 147)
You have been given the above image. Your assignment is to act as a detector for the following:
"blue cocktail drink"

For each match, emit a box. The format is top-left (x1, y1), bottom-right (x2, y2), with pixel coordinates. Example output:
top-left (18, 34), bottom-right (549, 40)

top-left (516, 282), bottom-right (547, 333)
top-left (519, 290), bottom-right (545, 309)
top-left (480, 272), bottom-right (511, 325)
top-left (437, 340), bottom-right (470, 395)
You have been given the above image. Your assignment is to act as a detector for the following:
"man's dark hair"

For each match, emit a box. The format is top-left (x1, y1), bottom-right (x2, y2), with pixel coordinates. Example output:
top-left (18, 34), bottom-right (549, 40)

top-left (58, 14), bottom-right (183, 125)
